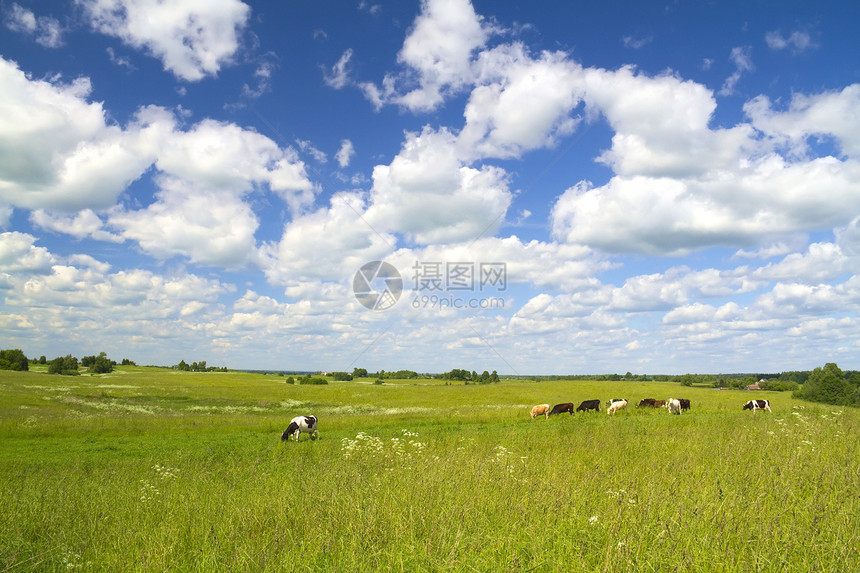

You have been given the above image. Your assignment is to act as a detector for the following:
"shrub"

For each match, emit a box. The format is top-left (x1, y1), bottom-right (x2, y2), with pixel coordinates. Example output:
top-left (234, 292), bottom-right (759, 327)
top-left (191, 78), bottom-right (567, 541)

top-left (758, 379), bottom-right (799, 392)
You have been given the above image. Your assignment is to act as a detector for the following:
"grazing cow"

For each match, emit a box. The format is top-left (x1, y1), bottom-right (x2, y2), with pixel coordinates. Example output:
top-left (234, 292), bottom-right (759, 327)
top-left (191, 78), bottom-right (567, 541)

top-left (550, 402), bottom-right (575, 415)
top-left (576, 399), bottom-right (601, 413)
top-left (743, 399), bottom-right (772, 413)
top-left (530, 404), bottom-right (551, 419)
top-left (654, 400), bottom-right (667, 408)
top-left (679, 399), bottom-right (691, 411)
top-left (666, 399), bottom-right (682, 415)
top-left (637, 398), bottom-right (658, 408)
top-left (607, 399), bottom-right (627, 415)
top-left (281, 415), bottom-right (318, 441)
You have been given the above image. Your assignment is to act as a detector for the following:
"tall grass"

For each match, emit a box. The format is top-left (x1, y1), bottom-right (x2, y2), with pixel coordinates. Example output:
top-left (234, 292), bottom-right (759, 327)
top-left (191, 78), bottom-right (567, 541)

top-left (0, 368), bottom-right (857, 571)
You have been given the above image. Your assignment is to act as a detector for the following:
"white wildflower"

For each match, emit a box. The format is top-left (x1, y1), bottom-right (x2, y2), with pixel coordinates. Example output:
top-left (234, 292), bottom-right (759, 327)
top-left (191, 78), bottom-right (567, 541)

top-left (153, 464), bottom-right (179, 479)
top-left (139, 480), bottom-right (160, 503)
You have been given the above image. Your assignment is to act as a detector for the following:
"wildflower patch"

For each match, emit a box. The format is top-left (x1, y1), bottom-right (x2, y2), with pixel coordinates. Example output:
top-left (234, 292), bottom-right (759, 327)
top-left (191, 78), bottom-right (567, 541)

top-left (341, 429), bottom-right (427, 465)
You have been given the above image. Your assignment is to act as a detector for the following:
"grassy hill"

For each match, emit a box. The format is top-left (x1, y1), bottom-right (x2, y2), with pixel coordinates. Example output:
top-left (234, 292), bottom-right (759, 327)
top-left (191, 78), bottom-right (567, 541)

top-left (1, 366), bottom-right (857, 571)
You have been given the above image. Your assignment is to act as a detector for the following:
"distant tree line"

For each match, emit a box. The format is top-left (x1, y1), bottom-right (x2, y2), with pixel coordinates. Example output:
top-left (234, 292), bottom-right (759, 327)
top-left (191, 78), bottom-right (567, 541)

top-left (174, 360), bottom-right (227, 372)
top-left (47, 352), bottom-right (118, 375)
top-left (440, 369), bottom-right (500, 384)
top-left (371, 369), bottom-right (421, 379)
top-left (524, 371), bottom-right (807, 391)
top-left (347, 367), bottom-right (501, 383)
top-left (0, 349), bottom-right (131, 375)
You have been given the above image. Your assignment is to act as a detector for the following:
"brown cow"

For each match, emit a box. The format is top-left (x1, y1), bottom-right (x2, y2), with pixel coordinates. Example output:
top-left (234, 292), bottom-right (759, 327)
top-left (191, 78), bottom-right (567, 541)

top-left (550, 402), bottom-right (575, 415)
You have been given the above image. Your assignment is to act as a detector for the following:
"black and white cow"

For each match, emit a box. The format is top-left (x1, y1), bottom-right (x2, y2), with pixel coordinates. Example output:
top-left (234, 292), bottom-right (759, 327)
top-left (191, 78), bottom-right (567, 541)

top-left (743, 400), bottom-right (772, 413)
top-left (281, 415), bottom-right (318, 441)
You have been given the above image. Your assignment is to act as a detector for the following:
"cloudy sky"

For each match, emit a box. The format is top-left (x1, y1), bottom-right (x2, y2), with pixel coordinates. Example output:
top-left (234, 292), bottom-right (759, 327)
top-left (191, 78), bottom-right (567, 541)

top-left (1, 0), bottom-right (858, 375)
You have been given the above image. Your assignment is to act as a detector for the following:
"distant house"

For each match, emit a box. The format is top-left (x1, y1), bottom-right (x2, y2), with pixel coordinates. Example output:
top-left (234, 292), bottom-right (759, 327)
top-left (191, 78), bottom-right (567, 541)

top-left (746, 384), bottom-right (761, 391)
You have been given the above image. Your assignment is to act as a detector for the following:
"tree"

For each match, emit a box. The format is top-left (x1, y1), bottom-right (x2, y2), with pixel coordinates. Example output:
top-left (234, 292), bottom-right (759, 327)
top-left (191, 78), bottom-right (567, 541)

top-left (91, 352), bottom-right (113, 374)
top-left (679, 373), bottom-right (694, 387)
top-left (0, 349), bottom-right (29, 371)
top-left (795, 363), bottom-right (850, 405)
top-left (82, 352), bottom-right (113, 374)
top-left (780, 371), bottom-right (810, 384)
top-left (391, 369), bottom-right (418, 379)
top-left (442, 369), bottom-right (469, 381)
top-left (48, 354), bottom-right (79, 375)
top-left (352, 368), bottom-right (368, 378)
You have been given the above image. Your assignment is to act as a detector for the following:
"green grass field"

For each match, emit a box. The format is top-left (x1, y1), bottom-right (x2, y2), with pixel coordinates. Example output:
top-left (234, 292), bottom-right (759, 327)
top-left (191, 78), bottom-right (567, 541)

top-left (1, 366), bottom-right (858, 572)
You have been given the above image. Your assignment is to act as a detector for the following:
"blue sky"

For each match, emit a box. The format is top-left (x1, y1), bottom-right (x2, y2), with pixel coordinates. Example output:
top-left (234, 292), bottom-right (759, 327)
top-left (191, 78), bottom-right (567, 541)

top-left (1, 0), bottom-right (859, 375)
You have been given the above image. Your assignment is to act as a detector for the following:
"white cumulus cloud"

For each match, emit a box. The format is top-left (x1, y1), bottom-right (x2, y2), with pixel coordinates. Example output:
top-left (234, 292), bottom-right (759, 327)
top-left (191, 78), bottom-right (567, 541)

top-left (361, 0), bottom-right (490, 111)
top-left (77, 0), bottom-right (251, 81)
top-left (365, 127), bottom-right (512, 244)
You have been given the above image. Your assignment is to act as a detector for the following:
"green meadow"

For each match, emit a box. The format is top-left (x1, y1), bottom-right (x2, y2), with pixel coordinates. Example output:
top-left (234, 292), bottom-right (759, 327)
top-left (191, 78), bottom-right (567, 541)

top-left (1, 366), bottom-right (858, 572)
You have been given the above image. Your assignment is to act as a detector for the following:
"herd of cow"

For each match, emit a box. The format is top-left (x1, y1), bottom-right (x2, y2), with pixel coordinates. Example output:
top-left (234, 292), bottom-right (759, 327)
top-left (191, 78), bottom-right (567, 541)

top-left (529, 398), bottom-right (773, 419)
top-left (280, 400), bottom-right (774, 441)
